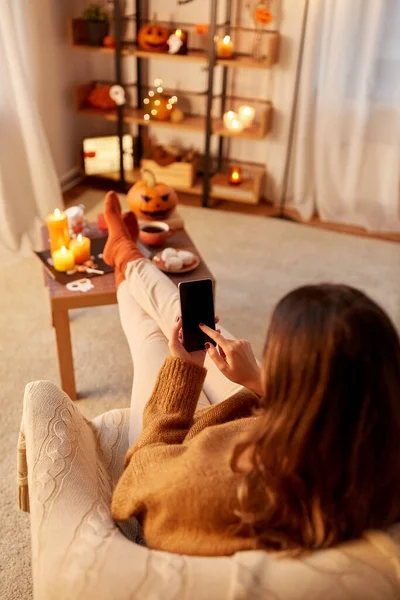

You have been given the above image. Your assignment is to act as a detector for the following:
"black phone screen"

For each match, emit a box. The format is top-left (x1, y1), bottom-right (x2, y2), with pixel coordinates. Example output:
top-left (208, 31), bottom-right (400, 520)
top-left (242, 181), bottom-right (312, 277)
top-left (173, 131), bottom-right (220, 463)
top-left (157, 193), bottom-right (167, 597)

top-left (179, 279), bottom-right (216, 352)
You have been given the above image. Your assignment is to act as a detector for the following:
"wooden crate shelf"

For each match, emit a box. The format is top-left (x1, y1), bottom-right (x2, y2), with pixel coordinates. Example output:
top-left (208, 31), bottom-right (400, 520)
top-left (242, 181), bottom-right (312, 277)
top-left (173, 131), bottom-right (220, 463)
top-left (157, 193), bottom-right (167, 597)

top-left (213, 103), bottom-right (273, 139)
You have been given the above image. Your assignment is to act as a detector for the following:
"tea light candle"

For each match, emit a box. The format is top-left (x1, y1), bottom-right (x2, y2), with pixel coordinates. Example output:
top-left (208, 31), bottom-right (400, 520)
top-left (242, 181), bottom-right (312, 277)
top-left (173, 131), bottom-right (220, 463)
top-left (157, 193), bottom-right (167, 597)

top-left (46, 208), bottom-right (70, 253)
top-left (223, 110), bottom-right (237, 128)
top-left (228, 166), bottom-right (243, 185)
top-left (217, 35), bottom-right (234, 59)
top-left (238, 105), bottom-right (256, 128)
top-left (69, 233), bottom-right (91, 264)
top-left (52, 245), bottom-right (75, 272)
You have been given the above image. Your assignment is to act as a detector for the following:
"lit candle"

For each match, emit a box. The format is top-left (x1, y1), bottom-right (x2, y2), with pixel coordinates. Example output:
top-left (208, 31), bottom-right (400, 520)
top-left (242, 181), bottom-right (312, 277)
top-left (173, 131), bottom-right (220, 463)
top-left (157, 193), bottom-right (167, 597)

top-left (228, 166), bottom-right (243, 186)
top-left (69, 233), bottom-right (91, 264)
top-left (46, 208), bottom-right (70, 253)
top-left (238, 105), bottom-right (256, 128)
top-left (175, 29), bottom-right (189, 51)
top-left (52, 245), bottom-right (75, 272)
top-left (223, 110), bottom-right (237, 128)
top-left (226, 118), bottom-right (244, 133)
top-left (217, 35), bottom-right (234, 59)
top-left (168, 28), bottom-right (188, 55)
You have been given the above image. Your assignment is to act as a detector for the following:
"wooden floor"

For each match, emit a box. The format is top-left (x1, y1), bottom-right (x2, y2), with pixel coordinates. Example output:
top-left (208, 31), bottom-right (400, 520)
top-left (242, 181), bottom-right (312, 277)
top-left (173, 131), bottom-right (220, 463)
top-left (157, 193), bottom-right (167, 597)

top-left (64, 181), bottom-right (400, 244)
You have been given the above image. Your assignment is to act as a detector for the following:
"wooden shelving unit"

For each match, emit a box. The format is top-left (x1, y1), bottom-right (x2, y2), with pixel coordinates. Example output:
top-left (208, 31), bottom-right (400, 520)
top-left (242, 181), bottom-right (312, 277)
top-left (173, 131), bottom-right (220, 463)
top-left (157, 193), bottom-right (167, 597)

top-left (69, 4), bottom-right (280, 206)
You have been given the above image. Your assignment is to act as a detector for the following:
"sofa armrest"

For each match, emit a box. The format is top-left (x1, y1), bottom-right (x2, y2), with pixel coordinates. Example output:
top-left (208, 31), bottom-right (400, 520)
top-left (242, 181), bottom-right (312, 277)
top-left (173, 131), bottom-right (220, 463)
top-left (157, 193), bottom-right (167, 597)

top-left (19, 381), bottom-right (135, 599)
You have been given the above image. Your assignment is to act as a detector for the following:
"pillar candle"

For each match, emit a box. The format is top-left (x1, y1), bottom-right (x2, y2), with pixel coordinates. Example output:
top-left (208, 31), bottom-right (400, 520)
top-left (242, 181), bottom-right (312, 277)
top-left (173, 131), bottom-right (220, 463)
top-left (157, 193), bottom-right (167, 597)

top-left (223, 110), bottom-right (237, 128)
top-left (70, 234), bottom-right (91, 264)
top-left (217, 35), bottom-right (234, 59)
top-left (46, 208), bottom-right (70, 253)
top-left (238, 105), bottom-right (256, 128)
top-left (52, 246), bottom-right (75, 272)
top-left (174, 29), bottom-right (188, 55)
top-left (226, 117), bottom-right (244, 133)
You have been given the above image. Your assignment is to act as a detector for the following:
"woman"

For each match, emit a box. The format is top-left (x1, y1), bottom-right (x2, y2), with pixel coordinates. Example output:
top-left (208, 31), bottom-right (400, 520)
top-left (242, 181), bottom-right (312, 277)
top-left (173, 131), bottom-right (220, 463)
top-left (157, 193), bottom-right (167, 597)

top-left (103, 191), bottom-right (400, 557)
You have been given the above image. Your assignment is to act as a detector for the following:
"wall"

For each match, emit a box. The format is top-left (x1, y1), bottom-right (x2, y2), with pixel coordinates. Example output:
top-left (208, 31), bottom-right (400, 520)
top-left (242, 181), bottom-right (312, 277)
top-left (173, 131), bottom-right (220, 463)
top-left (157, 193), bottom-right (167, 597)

top-left (39, 0), bottom-right (306, 203)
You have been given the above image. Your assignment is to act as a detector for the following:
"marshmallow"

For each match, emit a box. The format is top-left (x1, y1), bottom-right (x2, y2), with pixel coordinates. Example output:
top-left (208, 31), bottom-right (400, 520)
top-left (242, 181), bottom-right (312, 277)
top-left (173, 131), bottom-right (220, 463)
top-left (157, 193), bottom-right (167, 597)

top-left (177, 250), bottom-right (195, 266)
top-left (161, 248), bottom-right (177, 262)
top-left (165, 256), bottom-right (183, 270)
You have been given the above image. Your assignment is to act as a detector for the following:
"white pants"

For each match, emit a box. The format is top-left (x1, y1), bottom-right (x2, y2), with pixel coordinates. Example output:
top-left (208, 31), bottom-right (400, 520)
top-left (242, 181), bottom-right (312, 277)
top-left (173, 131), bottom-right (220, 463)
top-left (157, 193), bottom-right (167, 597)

top-left (117, 258), bottom-right (242, 444)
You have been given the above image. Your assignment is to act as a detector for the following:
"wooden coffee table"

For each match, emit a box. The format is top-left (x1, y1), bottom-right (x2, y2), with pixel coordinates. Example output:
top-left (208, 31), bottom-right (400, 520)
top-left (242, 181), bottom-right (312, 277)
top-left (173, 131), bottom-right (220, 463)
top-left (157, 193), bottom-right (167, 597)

top-left (42, 224), bottom-right (214, 400)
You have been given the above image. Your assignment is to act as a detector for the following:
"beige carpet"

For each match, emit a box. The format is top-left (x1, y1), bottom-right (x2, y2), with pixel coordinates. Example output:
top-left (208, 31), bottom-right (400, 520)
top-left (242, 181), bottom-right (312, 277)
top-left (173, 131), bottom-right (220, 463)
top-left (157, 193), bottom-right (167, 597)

top-left (1, 191), bottom-right (400, 599)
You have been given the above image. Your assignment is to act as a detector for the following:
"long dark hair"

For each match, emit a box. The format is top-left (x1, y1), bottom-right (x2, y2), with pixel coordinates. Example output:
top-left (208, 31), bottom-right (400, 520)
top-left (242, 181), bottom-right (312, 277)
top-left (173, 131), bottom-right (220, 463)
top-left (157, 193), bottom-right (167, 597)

top-left (233, 284), bottom-right (400, 554)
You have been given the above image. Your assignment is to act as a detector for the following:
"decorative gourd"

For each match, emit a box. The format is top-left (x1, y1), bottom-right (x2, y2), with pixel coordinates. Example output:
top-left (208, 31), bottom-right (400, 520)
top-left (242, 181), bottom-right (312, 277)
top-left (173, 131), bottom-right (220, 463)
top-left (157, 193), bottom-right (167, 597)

top-left (137, 14), bottom-right (169, 53)
top-left (103, 35), bottom-right (116, 48)
top-left (254, 8), bottom-right (272, 24)
top-left (195, 24), bottom-right (208, 35)
top-left (127, 170), bottom-right (178, 221)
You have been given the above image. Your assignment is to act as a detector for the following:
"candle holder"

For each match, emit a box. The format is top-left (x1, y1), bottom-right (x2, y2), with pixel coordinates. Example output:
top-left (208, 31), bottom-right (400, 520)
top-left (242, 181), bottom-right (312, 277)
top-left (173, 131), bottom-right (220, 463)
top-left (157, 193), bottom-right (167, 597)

top-left (228, 166), bottom-right (243, 186)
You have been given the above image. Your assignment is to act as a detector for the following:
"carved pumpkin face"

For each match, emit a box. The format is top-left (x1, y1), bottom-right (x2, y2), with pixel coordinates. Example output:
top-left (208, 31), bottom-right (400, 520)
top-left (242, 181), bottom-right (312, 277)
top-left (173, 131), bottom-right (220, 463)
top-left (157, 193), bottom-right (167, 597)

top-left (138, 19), bottom-right (169, 52)
top-left (127, 171), bottom-right (178, 221)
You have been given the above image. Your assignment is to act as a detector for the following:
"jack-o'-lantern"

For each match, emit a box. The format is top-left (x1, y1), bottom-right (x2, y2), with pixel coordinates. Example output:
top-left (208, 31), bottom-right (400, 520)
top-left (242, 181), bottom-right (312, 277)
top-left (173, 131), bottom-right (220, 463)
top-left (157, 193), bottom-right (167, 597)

top-left (137, 14), bottom-right (169, 53)
top-left (127, 170), bottom-right (178, 221)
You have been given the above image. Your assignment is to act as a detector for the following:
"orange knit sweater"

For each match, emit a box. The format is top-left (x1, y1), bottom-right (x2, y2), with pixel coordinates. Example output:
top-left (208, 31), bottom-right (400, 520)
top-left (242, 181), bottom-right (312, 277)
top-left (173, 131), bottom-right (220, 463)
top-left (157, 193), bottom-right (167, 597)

top-left (111, 356), bottom-right (261, 556)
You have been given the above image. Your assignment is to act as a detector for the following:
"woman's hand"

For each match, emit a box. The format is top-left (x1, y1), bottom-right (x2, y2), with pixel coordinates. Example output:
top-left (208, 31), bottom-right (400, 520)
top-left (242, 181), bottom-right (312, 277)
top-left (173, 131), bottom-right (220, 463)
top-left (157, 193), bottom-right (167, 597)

top-left (169, 318), bottom-right (206, 367)
top-left (200, 325), bottom-right (263, 395)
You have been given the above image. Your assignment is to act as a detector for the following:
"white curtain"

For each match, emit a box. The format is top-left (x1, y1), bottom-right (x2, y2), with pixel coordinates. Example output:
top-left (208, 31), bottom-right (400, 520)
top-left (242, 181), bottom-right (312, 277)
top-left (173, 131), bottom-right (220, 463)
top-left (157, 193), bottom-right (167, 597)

top-left (0, 0), bottom-right (62, 251)
top-left (289, 0), bottom-right (400, 232)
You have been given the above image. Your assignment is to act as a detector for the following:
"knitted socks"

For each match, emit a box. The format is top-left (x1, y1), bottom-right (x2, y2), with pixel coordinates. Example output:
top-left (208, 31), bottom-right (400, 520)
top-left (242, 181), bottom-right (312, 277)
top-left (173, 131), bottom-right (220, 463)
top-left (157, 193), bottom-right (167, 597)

top-left (103, 191), bottom-right (144, 287)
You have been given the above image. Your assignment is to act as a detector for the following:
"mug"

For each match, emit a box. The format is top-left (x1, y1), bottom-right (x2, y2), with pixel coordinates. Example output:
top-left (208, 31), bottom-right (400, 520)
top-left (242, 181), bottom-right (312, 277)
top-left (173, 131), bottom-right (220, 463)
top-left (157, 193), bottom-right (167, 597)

top-left (139, 221), bottom-right (173, 247)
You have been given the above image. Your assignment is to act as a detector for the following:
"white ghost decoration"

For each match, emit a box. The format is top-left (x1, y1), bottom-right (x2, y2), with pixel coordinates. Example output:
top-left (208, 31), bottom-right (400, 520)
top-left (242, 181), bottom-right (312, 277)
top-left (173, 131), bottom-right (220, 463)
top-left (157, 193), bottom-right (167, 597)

top-left (109, 85), bottom-right (126, 106)
top-left (167, 33), bottom-right (183, 55)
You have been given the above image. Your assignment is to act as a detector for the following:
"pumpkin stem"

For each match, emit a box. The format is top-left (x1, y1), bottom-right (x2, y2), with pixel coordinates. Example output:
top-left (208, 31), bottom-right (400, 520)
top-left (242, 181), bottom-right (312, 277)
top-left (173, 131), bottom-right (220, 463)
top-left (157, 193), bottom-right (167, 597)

top-left (152, 12), bottom-right (158, 25)
top-left (141, 169), bottom-right (157, 188)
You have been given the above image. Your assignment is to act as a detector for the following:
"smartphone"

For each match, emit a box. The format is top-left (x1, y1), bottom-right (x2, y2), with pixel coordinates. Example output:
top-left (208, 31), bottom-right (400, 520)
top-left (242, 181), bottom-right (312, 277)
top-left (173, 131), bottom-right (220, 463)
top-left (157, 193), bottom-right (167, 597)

top-left (179, 279), bottom-right (216, 352)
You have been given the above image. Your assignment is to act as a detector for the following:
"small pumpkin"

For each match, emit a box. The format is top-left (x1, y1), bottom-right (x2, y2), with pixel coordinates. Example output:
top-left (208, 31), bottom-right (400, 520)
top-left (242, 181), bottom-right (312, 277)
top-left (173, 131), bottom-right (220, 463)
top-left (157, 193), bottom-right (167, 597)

top-left (195, 23), bottom-right (208, 35)
top-left (127, 170), bottom-right (178, 221)
top-left (137, 14), bottom-right (169, 53)
top-left (103, 35), bottom-right (116, 48)
top-left (146, 93), bottom-right (173, 121)
top-left (87, 85), bottom-right (116, 110)
top-left (254, 8), bottom-right (272, 24)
